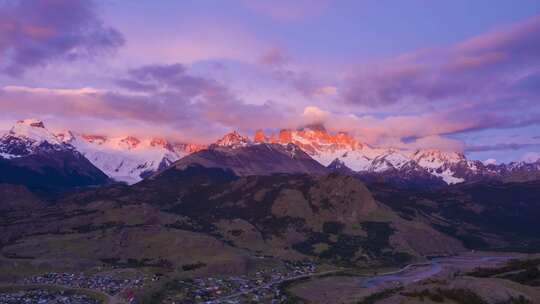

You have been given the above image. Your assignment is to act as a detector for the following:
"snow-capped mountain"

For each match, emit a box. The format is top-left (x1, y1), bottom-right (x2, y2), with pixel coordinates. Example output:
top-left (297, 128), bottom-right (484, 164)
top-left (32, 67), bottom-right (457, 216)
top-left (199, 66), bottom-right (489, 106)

top-left (3, 118), bottom-right (539, 187)
top-left (58, 132), bottom-right (206, 184)
top-left (254, 125), bottom-right (385, 171)
top-left (213, 131), bottom-right (251, 148)
top-left (160, 132), bottom-right (328, 177)
top-left (1, 118), bottom-right (206, 185)
top-left (0, 119), bottom-right (109, 193)
top-left (253, 125), bottom-right (540, 185)
top-left (0, 118), bottom-right (69, 158)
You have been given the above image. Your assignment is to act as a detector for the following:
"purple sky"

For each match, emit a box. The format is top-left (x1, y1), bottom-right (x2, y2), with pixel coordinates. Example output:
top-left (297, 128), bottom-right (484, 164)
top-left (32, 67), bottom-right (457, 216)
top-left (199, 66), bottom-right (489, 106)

top-left (1, 0), bottom-right (540, 163)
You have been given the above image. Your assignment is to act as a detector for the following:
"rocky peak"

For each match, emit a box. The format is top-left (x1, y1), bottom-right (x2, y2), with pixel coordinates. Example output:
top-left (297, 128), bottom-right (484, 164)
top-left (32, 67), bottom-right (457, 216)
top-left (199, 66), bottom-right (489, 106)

top-left (81, 134), bottom-right (108, 145)
top-left (412, 149), bottom-right (465, 164)
top-left (254, 129), bottom-right (268, 143)
top-left (174, 143), bottom-right (207, 154)
top-left (16, 118), bottom-right (45, 128)
top-left (369, 150), bottom-right (412, 172)
top-left (214, 131), bottom-right (251, 148)
top-left (119, 136), bottom-right (141, 150)
top-left (150, 137), bottom-right (171, 150)
top-left (278, 129), bottom-right (293, 144)
top-left (55, 130), bottom-right (75, 143)
top-left (328, 158), bottom-right (347, 169)
top-left (8, 118), bottom-right (60, 144)
top-left (272, 125), bottom-right (363, 153)
top-left (1, 119), bottom-right (69, 158)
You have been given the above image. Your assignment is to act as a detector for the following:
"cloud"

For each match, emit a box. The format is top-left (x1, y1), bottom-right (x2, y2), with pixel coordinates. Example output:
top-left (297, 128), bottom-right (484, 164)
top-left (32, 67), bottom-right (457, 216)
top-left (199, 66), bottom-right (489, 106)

top-left (399, 135), bottom-right (465, 152)
top-left (259, 48), bottom-right (289, 66)
top-left (121, 17), bottom-right (268, 65)
top-left (257, 47), bottom-right (336, 98)
top-left (484, 158), bottom-right (497, 165)
top-left (243, 0), bottom-right (332, 22)
top-left (0, 0), bottom-right (124, 76)
top-left (0, 63), bottom-right (302, 141)
top-left (522, 152), bottom-right (540, 163)
top-left (293, 105), bottom-right (468, 151)
top-left (0, 80), bottom-right (501, 153)
top-left (302, 106), bottom-right (329, 124)
top-left (466, 142), bottom-right (540, 152)
top-left (117, 63), bottom-right (223, 97)
top-left (314, 86), bottom-right (338, 97)
top-left (342, 14), bottom-right (540, 107)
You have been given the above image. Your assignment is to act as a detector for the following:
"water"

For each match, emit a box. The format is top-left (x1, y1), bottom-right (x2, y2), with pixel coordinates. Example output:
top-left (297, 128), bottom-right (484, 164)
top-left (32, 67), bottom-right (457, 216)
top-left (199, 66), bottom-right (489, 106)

top-left (360, 255), bottom-right (514, 288)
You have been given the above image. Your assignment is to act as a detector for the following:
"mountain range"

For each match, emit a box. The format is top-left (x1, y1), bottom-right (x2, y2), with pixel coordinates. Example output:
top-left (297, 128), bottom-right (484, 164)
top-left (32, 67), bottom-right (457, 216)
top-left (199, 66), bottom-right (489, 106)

top-left (3, 119), bottom-right (540, 304)
top-left (1, 118), bottom-right (539, 189)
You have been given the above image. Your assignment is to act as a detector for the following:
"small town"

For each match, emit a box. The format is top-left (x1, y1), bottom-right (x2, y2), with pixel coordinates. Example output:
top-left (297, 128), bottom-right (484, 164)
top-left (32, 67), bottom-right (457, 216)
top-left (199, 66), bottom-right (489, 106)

top-left (21, 272), bottom-right (146, 296)
top-left (162, 261), bottom-right (317, 303)
top-left (0, 288), bottom-right (102, 304)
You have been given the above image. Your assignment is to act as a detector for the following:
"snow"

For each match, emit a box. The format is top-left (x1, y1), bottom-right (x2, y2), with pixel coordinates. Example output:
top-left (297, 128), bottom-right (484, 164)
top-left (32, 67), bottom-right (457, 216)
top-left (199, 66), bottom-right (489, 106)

top-left (215, 131), bottom-right (251, 148)
top-left (3, 120), bottom-right (527, 186)
top-left (432, 169), bottom-right (465, 184)
top-left (483, 158), bottom-right (497, 165)
top-left (68, 134), bottom-right (189, 184)
top-left (8, 119), bottom-right (62, 146)
top-left (0, 152), bottom-right (17, 159)
top-left (0, 119), bottom-right (68, 159)
top-left (280, 128), bottom-right (474, 184)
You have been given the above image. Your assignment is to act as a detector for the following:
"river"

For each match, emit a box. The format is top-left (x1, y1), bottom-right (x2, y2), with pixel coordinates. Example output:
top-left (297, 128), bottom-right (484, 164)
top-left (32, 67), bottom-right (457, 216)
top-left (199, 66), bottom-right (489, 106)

top-left (360, 255), bottom-right (515, 288)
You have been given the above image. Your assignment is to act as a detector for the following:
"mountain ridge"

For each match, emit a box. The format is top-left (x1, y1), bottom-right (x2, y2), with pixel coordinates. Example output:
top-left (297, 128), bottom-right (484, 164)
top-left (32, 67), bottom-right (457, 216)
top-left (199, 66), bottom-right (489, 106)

top-left (2, 118), bottom-right (539, 187)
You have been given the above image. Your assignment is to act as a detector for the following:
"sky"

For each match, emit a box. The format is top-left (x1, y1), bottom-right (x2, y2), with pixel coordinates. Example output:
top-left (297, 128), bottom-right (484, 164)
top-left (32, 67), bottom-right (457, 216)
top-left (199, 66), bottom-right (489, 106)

top-left (0, 0), bottom-right (540, 163)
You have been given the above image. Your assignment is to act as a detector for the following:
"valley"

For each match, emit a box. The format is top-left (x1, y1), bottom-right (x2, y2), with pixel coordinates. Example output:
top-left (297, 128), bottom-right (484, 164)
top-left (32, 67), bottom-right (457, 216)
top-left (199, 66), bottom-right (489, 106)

top-left (2, 1), bottom-right (540, 303)
top-left (1, 119), bottom-right (540, 303)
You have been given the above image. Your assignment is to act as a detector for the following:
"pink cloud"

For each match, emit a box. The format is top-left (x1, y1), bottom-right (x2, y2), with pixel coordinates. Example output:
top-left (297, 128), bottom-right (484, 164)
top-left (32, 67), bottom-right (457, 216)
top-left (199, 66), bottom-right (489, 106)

top-left (342, 14), bottom-right (540, 107)
top-left (522, 152), bottom-right (540, 163)
top-left (243, 0), bottom-right (332, 22)
top-left (259, 47), bottom-right (289, 66)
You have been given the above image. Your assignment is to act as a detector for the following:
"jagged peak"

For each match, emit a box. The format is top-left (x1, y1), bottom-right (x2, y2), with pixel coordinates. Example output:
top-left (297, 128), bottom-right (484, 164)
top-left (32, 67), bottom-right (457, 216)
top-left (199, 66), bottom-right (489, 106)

top-left (16, 118), bottom-right (45, 128)
top-left (55, 130), bottom-right (75, 143)
top-left (328, 158), bottom-right (347, 168)
top-left (215, 131), bottom-right (251, 148)
top-left (174, 142), bottom-right (207, 154)
top-left (150, 137), bottom-right (170, 149)
top-left (412, 149), bottom-right (466, 164)
top-left (7, 118), bottom-right (60, 145)
top-left (119, 136), bottom-right (141, 150)
top-left (254, 129), bottom-right (268, 143)
top-left (81, 134), bottom-right (108, 144)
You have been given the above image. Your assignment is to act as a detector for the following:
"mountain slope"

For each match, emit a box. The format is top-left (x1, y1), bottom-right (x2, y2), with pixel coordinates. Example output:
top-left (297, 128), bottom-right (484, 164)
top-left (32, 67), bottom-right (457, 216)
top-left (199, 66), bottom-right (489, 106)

top-left (58, 132), bottom-right (205, 184)
top-left (371, 179), bottom-right (540, 252)
top-left (0, 172), bottom-right (464, 273)
top-left (0, 184), bottom-right (43, 211)
top-left (0, 119), bottom-right (109, 195)
top-left (155, 132), bottom-right (329, 178)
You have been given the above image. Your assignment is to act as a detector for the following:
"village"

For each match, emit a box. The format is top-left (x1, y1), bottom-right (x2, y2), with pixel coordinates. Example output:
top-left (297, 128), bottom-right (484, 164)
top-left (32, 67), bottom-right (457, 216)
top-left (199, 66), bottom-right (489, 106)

top-left (0, 261), bottom-right (319, 303)
top-left (0, 288), bottom-right (103, 304)
top-left (162, 261), bottom-right (318, 303)
top-left (21, 272), bottom-right (146, 296)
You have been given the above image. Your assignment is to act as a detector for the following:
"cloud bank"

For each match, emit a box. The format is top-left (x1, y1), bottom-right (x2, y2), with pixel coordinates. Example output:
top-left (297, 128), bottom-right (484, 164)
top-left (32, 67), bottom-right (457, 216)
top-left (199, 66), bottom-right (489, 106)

top-left (0, 0), bottom-right (124, 76)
